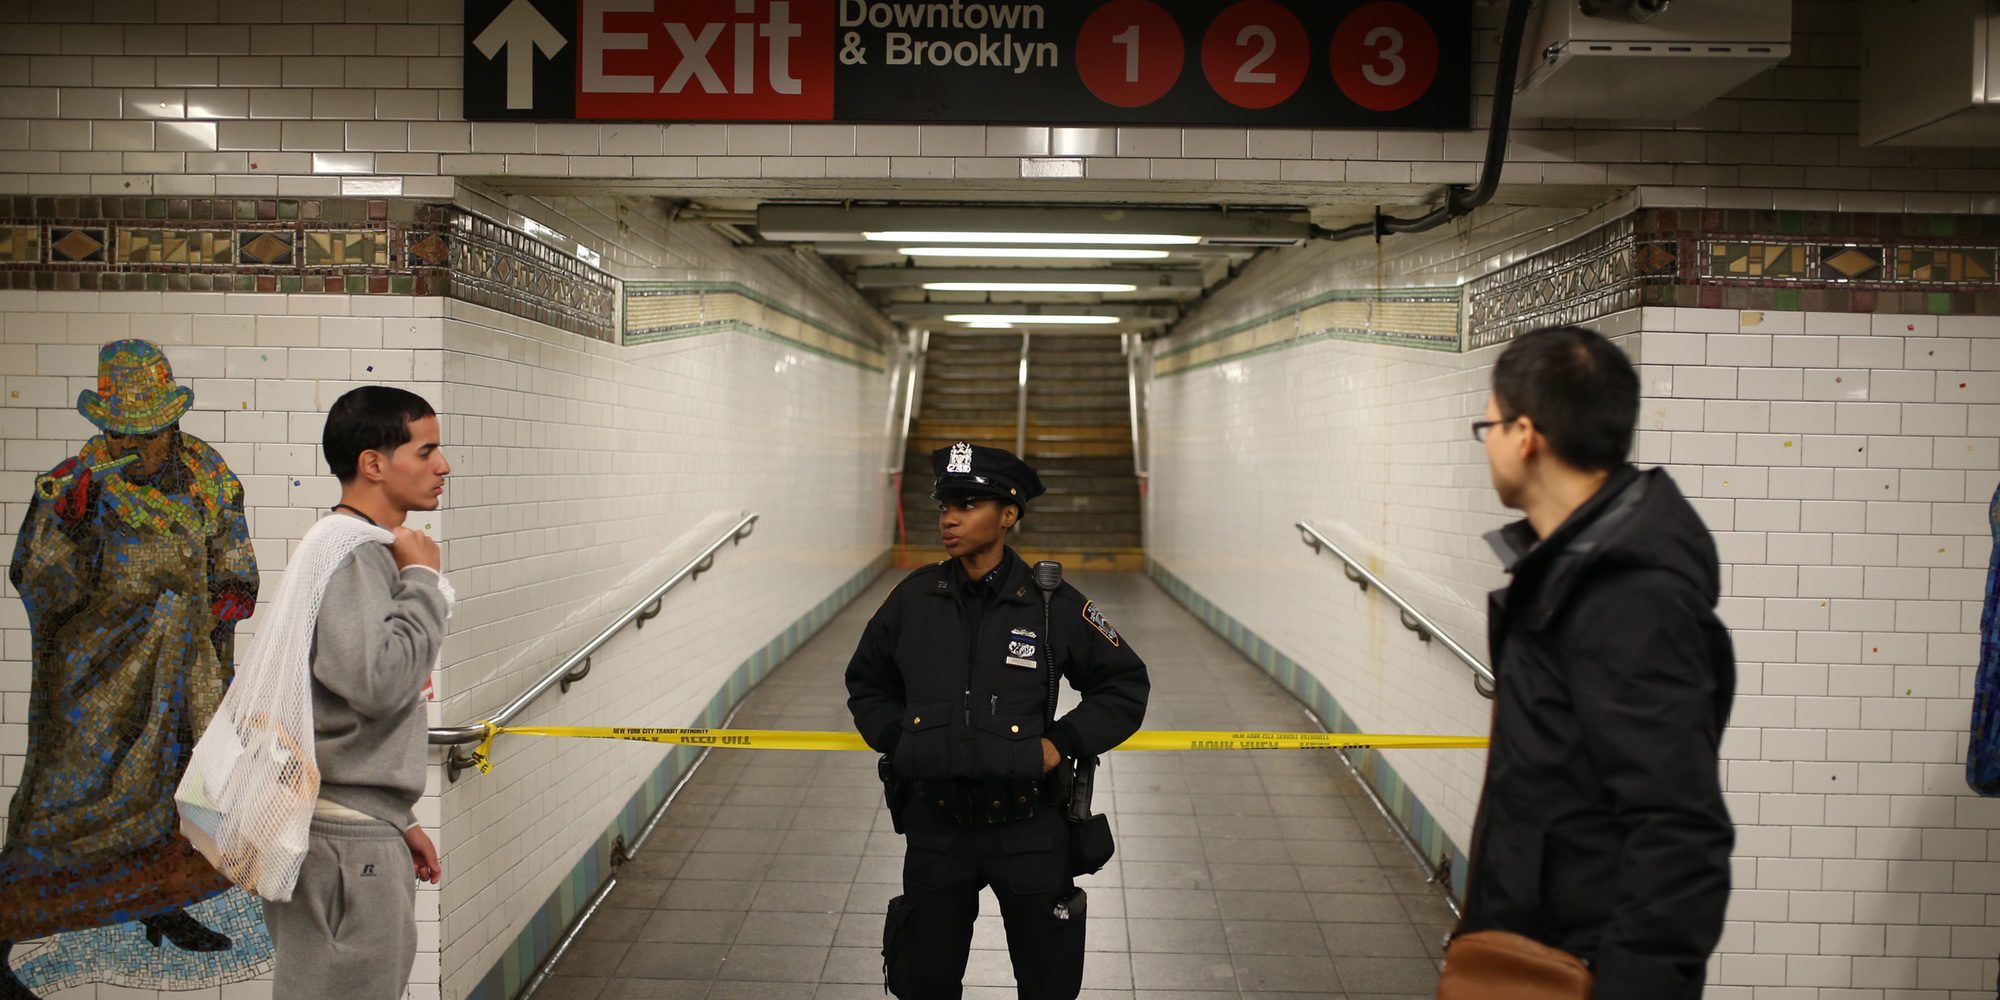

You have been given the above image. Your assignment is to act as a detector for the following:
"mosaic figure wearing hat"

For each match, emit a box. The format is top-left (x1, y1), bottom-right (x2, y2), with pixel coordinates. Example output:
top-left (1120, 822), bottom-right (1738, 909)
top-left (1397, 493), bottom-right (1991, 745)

top-left (1, 340), bottom-right (259, 998)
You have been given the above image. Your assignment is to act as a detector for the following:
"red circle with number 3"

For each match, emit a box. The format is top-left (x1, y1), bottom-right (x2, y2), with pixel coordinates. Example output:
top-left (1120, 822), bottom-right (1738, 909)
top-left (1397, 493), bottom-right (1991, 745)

top-left (1201, 0), bottom-right (1308, 109)
top-left (1330, 1), bottom-right (1439, 112)
top-left (1077, 0), bottom-right (1185, 108)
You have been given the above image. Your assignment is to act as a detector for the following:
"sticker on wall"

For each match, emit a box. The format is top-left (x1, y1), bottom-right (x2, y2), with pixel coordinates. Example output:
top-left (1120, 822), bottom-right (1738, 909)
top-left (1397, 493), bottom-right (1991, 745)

top-left (2, 340), bottom-right (270, 995)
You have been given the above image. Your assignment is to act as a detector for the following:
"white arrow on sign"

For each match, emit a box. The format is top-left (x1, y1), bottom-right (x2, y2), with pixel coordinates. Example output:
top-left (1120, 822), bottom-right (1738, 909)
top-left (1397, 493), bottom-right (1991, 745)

top-left (473, 0), bottom-right (569, 111)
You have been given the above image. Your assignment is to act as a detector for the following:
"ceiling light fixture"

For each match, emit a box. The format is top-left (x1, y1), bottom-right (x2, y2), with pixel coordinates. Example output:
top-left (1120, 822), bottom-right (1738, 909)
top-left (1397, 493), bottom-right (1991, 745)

top-left (922, 281), bottom-right (1140, 293)
top-left (943, 313), bottom-right (1121, 325)
top-left (866, 230), bottom-right (1200, 245)
top-left (899, 247), bottom-right (1172, 260)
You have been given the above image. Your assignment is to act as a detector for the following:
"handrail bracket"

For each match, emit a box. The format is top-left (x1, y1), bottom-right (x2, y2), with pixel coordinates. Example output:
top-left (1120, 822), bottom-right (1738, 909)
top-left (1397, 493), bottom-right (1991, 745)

top-left (634, 598), bottom-right (665, 628)
top-left (559, 655), bottom-right (593, 694)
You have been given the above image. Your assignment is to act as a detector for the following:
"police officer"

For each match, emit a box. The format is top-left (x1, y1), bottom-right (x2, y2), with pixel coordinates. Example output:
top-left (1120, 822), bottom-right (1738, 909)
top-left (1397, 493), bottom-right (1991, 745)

top-left (846, 441), bottom-right (1150, 1000)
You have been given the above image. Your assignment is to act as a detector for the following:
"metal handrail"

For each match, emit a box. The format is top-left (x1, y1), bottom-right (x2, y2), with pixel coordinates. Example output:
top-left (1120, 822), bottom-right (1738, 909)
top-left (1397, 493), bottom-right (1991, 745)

top-left (431, 512), bottom-right (761, 779)
top-left (1013, 331), bottom-right (1031, 458)
top-left (883, 330), bottom-right (927, 477)
top-left (1123, 333), bottom-right (1148, 480)
top-left (1296, 520), bottom-right (1495, 698)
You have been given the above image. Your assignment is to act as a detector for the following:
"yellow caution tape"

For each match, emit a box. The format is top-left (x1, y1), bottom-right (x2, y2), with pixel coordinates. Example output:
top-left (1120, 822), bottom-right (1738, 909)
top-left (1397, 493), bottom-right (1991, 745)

top-left (464, 725), bottom-right (1486, 773)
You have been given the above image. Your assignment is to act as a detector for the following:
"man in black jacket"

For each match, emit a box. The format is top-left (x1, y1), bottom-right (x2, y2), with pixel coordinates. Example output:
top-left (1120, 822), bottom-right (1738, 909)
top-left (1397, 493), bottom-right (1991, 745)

top-left (846, 442), bottom-right (1149, 1000)
top-left (1459, 326), bottom-right (1736, 1000)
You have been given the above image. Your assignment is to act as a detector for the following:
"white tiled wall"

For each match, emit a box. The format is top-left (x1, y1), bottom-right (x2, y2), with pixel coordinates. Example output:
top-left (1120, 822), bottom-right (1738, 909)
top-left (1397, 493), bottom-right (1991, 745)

top-left (1148, 269), bottom-right (2000, 995)
top-left (432, 294), bottom-right (890, 999)
top-left (1635, 306), bottom-right (2000, 999)
top-left (0, 200), bottom-right (898, 999)
top-left (0, 1), bottom-right (1988, 211)
top-left (1145, 240), bottom-right (1523, 869)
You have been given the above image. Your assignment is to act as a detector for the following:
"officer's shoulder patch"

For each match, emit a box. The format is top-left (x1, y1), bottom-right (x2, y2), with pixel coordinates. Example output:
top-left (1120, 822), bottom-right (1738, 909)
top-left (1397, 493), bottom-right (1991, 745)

top-left (1081, 600), bottom-right (1120, 647)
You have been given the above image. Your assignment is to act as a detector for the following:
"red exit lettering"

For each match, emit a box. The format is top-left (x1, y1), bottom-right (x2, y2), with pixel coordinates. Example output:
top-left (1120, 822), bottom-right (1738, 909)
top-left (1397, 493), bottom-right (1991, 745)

top-left (579, 0), bottom-right (834, 120)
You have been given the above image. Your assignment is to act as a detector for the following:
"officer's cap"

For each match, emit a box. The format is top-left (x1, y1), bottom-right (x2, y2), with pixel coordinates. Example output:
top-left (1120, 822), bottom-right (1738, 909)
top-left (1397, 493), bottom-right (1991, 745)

top-left (930, 441), bottom-right (1045, 509)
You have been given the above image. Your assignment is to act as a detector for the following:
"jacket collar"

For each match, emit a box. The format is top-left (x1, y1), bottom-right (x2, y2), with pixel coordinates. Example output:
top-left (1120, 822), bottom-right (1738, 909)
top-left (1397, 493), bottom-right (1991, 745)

top-left (927, 547), bottom-right (1037, 605)
top-left (1485, 464), bottom-right (1648, 630)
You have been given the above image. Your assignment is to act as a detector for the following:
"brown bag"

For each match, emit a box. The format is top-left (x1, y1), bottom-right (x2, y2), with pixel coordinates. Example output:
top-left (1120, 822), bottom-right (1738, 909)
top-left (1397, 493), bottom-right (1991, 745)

top-left (1437, 930), bottom-right (1593, 1000)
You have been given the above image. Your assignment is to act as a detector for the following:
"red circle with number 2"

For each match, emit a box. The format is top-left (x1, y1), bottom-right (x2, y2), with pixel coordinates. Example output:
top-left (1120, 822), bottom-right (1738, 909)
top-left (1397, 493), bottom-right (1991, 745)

top-left (1078, 0), bottom-right (1185, 108)
top-left (1330, 1), bottom-right (1439, 112)
top-left (1202, 0), bottom-right (1308, 109)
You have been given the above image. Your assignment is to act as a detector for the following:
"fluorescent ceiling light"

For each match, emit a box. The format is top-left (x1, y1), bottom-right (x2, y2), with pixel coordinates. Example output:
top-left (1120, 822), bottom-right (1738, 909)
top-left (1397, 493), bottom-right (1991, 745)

top-left (866, 231), bottom-right (1199, 245)
top-left (922, 281), bottom-right (1139, 293)
top-left (943, 313), bottom-right (1121, 325)
top-left (963, 321), bottom-right (1015, 329)
top-left (899, 247), bottom-right (1171, 260)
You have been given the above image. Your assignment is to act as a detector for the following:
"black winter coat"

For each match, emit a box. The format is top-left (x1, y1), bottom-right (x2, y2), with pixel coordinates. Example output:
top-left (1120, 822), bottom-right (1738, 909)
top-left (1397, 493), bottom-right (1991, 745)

top-left (1461, 466), bottom-right (1736, 1000)
top-left (845, 550), bottom-right (1150, 781)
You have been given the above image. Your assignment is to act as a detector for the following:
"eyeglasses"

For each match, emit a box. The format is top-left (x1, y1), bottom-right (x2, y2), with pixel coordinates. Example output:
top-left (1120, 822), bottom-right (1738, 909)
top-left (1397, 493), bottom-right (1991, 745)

top-left (1470, 417), bottom-right (1517, 443)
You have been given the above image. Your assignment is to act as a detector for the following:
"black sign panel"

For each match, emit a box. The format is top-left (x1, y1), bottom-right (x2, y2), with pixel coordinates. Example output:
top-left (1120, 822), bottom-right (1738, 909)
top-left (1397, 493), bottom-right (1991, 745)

top-left (464, 0), bottom-right (1469, 129)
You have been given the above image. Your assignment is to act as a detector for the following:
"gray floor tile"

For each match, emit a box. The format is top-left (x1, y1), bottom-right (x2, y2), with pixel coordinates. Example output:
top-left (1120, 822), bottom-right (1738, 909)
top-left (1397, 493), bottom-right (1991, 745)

top-left (1232, 952), bottom-right (1341, 993)
top-left (675, 853), bottom-right (776, 881)
top-left (731, 911), bottom-right (840, 947)
top-left (753, 880), bottom-right (852, 912)
top-left (1126, 918), bottom-right (1227, 954)
top-left (1222, 919), bottom-right (1330, 956)
top-left (559, 940), bottom-right (633, 975)
top-left (1124, 888), bottom-right (1220, 919)
top-left (708, 983), bottom-right (813, 1000)
top-left (616, 942), bottom-right (728, 980)
top-left (663, 880), bottom-right (761, 911)
top-left (1321, 921), bottom-right (1433, 958)
top-left (716, 943), bottom-right (831, 982)
top-left (533, 976), bottom-right (607, 1000)
top-left (820, 945), bottom-right (885, 984)
top-left (639, 909), bottom-right (746, 945)
top-left (1209, 863), bottom-right (1305, 893)
top-left (601, 979), bottom-right (710, 999)
top-left (1330, 956), bottom-right (1441, 994)
top-left (1129, 952), bottom-right (1239, 992)
top-left (1215, 890), bottom-right (1317, 922)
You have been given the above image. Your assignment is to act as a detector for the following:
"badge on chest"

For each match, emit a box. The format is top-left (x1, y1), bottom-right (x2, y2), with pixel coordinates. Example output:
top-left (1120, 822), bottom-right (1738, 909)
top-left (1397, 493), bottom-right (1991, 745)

top-left (1005, 627), bottom-right (1039, 669)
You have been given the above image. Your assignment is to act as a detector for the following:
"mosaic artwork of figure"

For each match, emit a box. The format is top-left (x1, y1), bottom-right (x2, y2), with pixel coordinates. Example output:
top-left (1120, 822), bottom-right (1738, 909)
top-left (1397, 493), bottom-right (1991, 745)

top-left (1, 340), bottom-right (268, 997)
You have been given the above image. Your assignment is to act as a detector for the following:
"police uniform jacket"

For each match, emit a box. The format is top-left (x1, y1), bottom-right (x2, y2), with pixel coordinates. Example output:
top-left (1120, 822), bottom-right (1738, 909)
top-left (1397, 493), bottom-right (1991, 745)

top-left (845, 549), bottom-right (1149, 783)
top-left (1460, 465), bottom-right (1736, 1000)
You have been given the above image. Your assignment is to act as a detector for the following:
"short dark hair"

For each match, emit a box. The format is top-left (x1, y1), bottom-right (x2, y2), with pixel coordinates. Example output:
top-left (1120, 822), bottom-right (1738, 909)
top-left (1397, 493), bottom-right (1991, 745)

top-left (324, 386), bottom-right (436, 482)
top-left (1491, 326), bottom-right (1639, 472)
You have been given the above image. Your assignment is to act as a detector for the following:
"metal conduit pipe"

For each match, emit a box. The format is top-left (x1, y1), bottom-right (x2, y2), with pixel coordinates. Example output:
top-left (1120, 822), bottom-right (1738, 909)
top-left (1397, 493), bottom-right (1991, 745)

top-left (1317, 0), bottom-right (1537, 243)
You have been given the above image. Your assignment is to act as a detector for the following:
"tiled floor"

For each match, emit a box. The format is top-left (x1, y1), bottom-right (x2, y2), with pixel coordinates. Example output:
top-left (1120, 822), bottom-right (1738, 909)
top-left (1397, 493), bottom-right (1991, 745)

top-left (534, 570), bottom-right (1453, 1000)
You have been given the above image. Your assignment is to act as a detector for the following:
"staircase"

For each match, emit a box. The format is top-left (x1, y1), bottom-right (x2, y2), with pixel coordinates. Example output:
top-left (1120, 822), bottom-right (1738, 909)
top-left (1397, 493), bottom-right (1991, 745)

top-left (897, 333), bottom-right (1144, 571)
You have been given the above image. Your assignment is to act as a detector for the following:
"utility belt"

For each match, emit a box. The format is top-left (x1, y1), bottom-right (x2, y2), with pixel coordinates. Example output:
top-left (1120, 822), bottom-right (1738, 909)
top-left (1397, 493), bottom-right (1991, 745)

top-left (878, 757), bottom-right (1072, 829)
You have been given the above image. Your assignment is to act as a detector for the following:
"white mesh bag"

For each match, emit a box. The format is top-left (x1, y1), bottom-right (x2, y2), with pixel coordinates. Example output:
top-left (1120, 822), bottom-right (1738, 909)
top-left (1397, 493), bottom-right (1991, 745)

top-left (176, 515), bottom-right (393, 901)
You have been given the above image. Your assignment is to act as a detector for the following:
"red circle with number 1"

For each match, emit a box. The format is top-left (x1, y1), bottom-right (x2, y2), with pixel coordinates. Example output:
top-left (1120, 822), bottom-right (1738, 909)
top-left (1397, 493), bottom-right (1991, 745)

top-left (1078, 0), bottom-right (1185, 108)
top-left (1331, 1), bottom-right (1439, 112)
top-left (1202, 0), bottom-right (1308, 109)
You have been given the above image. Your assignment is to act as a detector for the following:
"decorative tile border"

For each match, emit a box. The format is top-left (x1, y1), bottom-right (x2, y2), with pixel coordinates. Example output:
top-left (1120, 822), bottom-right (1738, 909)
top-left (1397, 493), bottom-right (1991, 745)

top-left (1464, 209), bottom-right (2000, 349)
top-left (1641, 209), bottom-right (2000, 316)
top-left (430, 206), bottom-right (618, 343)
top-left (1146, 559), bottom-right (1471, 903)
top-left (1153, 287), bottom-right (1462, 377)
top-left (625, 281), bottom-right (888, 371)
top-left (0, 197), bottom-right (618, 342)
top-left (462, 554), bottom-right (892, 1000)
top-left (1465, 217), bottom-right (1640, 351)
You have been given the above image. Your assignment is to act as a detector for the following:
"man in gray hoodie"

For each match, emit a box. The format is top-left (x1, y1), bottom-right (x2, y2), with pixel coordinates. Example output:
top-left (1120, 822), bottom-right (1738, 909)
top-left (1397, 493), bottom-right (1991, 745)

top-left (263, 386), bottom-right (452, 1000)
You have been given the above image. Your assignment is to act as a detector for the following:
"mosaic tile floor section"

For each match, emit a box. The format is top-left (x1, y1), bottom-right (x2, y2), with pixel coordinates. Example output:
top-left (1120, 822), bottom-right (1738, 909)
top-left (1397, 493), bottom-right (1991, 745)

top-left (532, 572), bottom-right (1451, 1000)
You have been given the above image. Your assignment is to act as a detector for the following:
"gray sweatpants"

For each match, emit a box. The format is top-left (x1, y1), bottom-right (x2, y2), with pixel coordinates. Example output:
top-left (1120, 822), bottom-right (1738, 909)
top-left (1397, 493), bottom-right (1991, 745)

top-left (263, 816), bottom-right (419, 1000)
